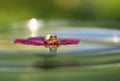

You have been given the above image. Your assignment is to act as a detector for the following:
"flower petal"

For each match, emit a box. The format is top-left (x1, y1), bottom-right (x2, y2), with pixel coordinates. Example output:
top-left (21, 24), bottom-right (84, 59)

top-left (14, 36), bottom-right (80, 46)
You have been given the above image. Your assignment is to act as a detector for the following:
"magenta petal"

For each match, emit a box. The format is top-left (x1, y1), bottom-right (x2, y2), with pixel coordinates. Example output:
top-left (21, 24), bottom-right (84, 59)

top-left (14, 37), bottom-right (45, 46)
top-left (14, 39), bottom-right (27, 44)
top-left (60, 39), bottom-right (80, 45)
top-left (14, 36), bottom-right (80, 46)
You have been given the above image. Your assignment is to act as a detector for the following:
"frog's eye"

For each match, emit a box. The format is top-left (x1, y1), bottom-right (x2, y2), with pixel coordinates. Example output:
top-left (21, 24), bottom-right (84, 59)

top-left (54, 36), bottom-right (57, 38)
top-left (50, 36), bottom-right (52, 38)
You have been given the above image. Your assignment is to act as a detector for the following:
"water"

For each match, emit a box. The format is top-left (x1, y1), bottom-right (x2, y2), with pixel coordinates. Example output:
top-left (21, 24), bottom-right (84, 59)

top-left (1, 24), bottom-right (120, 55)
top-left (37, 27), bottom-right (120, 55)
top-left (0, 22), bottom-right (120, 76)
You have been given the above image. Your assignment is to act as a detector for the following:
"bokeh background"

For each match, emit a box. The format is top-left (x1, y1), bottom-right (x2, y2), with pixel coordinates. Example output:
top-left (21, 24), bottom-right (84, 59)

top-left (0, 0), bottom-right (120, 81)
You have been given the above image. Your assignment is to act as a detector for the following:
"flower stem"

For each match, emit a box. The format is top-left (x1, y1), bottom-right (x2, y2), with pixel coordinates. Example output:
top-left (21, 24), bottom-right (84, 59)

top-left (49, 46), bottom-right (58, 54)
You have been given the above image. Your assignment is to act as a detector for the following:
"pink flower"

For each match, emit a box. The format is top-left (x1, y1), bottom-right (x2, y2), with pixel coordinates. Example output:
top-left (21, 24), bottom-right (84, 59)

top-left (14, 36), bottom-right (80, 46)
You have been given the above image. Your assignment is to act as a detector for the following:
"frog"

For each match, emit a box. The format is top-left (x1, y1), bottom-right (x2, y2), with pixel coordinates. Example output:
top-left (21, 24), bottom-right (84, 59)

top-left (45, 34), bottom-right (60, 45)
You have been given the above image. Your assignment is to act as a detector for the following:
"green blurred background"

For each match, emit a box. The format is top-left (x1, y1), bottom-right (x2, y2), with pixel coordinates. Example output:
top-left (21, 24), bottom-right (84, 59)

top-left (0, 0), bottom-right (120, 29)
top-left (0, 0), bottom-right (120, 21)
top-left (0, 0), bottom-right (120, 81)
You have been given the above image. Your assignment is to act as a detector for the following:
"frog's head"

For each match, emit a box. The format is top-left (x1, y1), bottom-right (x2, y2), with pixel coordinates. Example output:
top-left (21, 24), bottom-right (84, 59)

top-left (50, 36), bottom-right (57, 41)
top-left (45, 34), bottom-right (51, 41)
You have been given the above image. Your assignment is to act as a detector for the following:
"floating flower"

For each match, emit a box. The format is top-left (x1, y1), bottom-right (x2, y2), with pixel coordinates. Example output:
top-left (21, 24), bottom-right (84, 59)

top-left (14, 37), bottom-right (80, 46)
top-left (14, 35), bottom-right (80, 54)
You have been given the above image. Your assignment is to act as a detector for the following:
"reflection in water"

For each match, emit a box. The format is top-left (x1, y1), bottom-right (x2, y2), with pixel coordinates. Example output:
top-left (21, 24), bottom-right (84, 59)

top-left (27, 18), bottom-right (43, 37)
top-left (113, 33), bottom-right (119, 43)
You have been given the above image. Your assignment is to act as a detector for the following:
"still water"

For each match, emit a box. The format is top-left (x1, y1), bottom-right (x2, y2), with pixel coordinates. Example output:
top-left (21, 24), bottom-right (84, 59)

top-left (0, 21), bottom-right (120, 81)
top-left (1, 21), bottom-right (120, 55)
